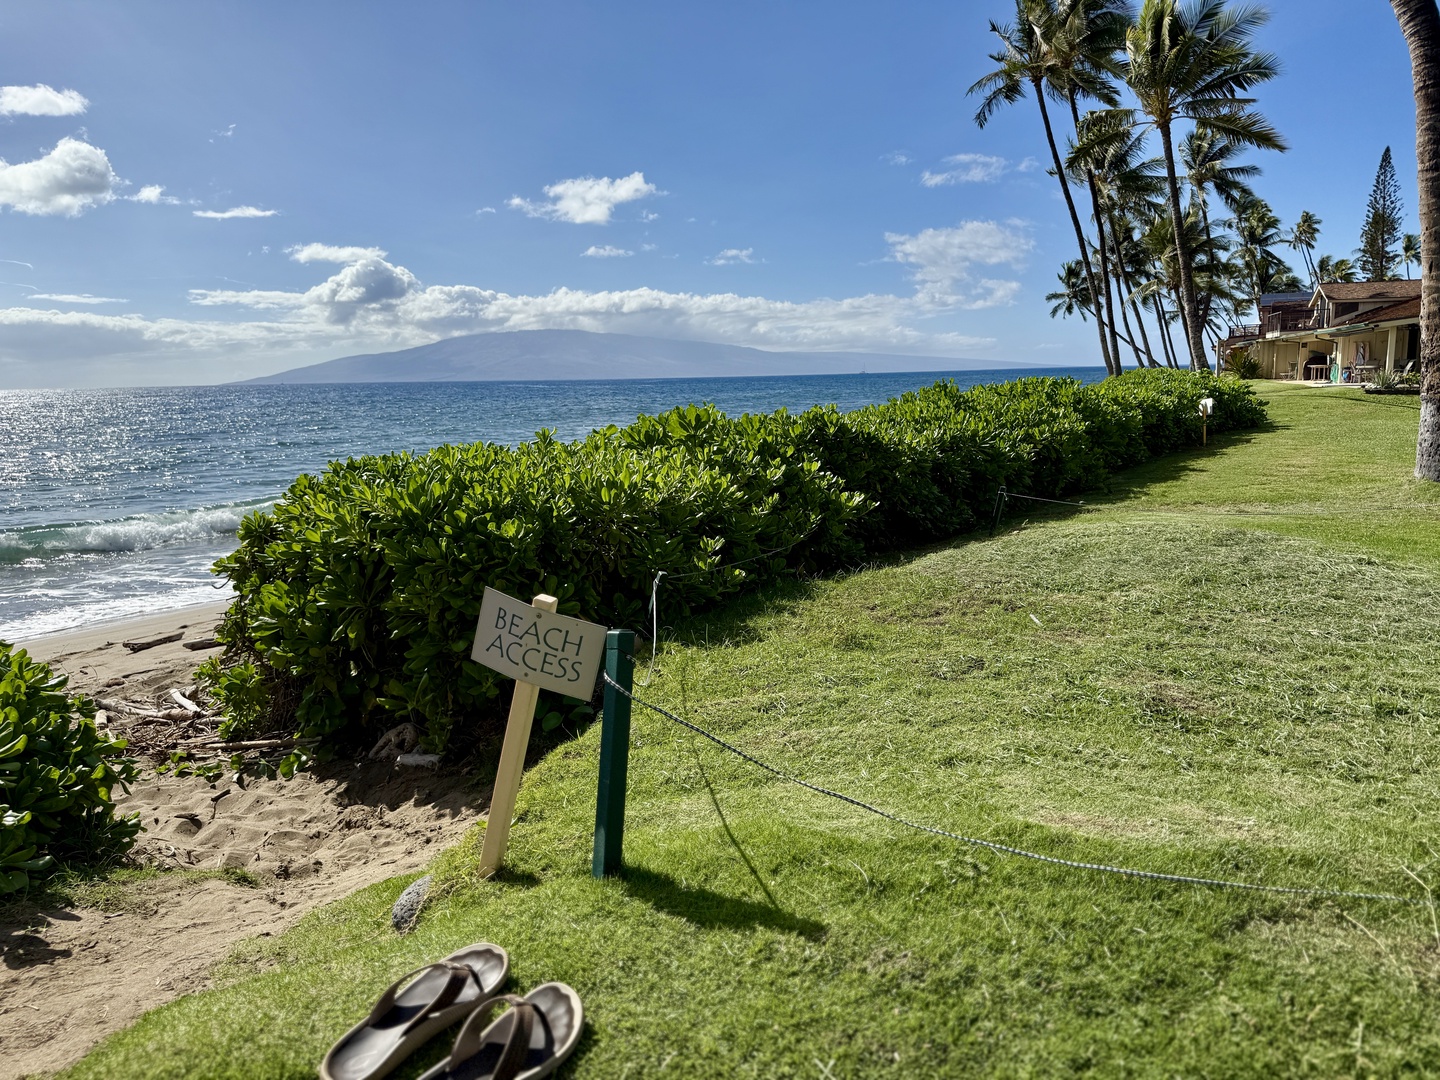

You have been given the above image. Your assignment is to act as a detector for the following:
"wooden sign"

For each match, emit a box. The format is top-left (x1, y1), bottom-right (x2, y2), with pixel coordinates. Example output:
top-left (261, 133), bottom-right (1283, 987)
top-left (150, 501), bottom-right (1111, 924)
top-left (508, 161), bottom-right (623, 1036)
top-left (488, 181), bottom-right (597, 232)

top-left (471, 587), bottom-right (607, 698)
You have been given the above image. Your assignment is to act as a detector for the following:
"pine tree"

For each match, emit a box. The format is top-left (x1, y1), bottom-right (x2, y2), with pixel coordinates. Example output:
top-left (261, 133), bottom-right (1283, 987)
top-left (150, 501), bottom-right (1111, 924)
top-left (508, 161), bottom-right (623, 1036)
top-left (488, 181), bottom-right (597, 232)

top-left (1357, 146), bottom-right (1405, 279)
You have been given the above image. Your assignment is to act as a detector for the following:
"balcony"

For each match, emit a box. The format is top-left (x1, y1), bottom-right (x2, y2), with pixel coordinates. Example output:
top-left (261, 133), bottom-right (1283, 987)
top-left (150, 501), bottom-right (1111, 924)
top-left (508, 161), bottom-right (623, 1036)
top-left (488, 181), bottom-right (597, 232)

top-left (1262, 309), bottom-right (1315, 334)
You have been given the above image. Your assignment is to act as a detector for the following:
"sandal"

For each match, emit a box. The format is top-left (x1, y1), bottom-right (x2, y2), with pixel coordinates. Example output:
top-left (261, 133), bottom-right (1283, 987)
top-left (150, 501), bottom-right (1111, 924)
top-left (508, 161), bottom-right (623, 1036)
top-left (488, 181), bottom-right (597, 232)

top-left (417, 983), bottom-right (583, 1080)
top-left (320, 942), bottom-right (510, 1080)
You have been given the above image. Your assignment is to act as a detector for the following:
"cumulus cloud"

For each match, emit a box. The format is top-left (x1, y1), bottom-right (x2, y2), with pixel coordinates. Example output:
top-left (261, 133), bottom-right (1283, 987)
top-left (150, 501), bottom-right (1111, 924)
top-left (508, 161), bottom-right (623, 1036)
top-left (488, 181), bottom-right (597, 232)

top-left (0, 84), bottom-right (88, 117)
top-left (129, 184), bottom-right (180, 205)
top-left (287, 242), bottom-right (387, 264)
top-left (508, 171), bottom-right (657, 224)
top-left (884, 220), bottom-right (1031, 307)
top-left (2, 219), bottom-right (1032, 385)
top-left (582, 245), bottom-right (632, 258)
top-left (708, 248), bottom-right (755, 265)
top-left (920, 153), bottom-right (1010, 187)
top-left (184, 226), bottom-right (1017, 351)
top-left (0, 138), bottom-right (117, 216)
top-left (27, 293), bottom-right (127, 304)
top-left (193, 205), bottom-right (278, 219)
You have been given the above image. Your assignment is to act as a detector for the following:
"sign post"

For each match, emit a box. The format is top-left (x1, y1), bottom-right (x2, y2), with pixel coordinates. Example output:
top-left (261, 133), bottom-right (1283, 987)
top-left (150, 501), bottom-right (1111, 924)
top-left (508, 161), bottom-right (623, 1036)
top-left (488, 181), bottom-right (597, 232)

top-left (592, 629), bottom-right (634, 878)
top-left (1199, 396), bottom-right (1215, 446)
top-left (472, 588), bottom-right (606, 878)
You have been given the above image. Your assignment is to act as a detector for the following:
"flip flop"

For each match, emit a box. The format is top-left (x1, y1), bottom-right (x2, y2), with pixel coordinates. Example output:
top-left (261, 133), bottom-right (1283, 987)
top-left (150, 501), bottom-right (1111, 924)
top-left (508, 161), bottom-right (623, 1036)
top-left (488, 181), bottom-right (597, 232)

top-left (320, 943), bottom-right (510, 1080)
top-left (417, 983), bottom-right (584, 1080)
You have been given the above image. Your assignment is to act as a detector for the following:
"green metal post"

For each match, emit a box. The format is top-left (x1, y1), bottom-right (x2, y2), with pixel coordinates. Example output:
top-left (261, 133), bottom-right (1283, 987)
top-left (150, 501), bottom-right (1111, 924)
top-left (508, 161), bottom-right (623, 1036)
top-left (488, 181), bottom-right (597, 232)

top-left (593, 628), bottom-right (634, 878)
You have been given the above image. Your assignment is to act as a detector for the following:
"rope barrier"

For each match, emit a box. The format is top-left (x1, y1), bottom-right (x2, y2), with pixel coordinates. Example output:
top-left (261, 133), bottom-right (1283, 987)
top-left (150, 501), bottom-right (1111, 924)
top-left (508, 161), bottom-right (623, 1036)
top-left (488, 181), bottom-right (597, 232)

top-left (602, 672), bottom-right (1419, 905)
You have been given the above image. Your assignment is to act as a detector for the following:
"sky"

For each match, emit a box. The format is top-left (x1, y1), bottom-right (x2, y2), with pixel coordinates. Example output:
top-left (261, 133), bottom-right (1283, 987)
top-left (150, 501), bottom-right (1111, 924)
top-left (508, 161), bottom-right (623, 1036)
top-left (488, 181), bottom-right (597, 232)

top-left (0, 0), bottom-right (1424, 388)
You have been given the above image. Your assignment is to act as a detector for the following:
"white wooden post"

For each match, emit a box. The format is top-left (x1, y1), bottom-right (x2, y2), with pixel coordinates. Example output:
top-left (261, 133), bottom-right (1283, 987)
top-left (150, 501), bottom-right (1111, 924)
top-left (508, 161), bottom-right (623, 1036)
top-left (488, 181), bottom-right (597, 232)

top-left (478, 592), bottom-right (558, 878)
top-left (1386, 325), bottom-right (1400, 376)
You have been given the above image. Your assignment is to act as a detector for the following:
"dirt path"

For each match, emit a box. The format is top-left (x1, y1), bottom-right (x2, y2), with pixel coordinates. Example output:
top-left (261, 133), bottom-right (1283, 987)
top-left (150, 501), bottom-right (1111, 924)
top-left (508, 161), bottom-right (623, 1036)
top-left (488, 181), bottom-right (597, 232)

top-left (0, 609), bottom-right (489, 1078)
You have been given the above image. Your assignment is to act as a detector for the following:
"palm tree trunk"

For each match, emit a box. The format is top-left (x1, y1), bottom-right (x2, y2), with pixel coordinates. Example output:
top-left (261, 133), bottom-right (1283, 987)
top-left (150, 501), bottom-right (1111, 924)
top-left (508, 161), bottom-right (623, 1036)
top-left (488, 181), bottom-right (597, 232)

top-left (1109, 238), bottom-right (1145, 368)
top-left (1120, 267), bottom-right (1159, 366)
top-left (1157, 120), bottom-right (1210, 370)
top-left (1034, 79), bottom-right (1116, 376)
top-left (1069, 94), bottom-right (1122, 372)
top-left (1157, 289), bottom-right (1180, 371)
top-left (1391, 0), bottom-right (1440, 479)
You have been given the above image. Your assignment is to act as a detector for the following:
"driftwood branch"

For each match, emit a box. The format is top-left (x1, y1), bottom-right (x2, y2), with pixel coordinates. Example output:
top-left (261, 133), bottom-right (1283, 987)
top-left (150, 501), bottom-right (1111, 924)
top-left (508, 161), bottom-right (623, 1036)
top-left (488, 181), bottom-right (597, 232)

top-left (182, 638), bottom-right (223, 651)
top-left (169, 688), bottom-right (204, 714)
top-left (180, 737), bottom-right (314, 751)
top-left (121, 632), bottom-right (183, 653)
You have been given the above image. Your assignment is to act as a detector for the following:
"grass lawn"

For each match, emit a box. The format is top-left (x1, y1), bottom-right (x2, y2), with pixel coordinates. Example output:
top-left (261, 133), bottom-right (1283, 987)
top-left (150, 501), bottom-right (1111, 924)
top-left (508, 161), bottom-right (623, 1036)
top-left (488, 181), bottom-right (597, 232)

top-left (64, 384), bottom-right (1440, 1078)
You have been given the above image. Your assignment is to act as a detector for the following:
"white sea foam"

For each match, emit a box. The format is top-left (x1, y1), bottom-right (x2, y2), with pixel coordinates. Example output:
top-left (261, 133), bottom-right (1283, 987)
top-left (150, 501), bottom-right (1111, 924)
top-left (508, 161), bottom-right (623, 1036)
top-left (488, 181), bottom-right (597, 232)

top-left (0, 501), bottom-right (270, 564)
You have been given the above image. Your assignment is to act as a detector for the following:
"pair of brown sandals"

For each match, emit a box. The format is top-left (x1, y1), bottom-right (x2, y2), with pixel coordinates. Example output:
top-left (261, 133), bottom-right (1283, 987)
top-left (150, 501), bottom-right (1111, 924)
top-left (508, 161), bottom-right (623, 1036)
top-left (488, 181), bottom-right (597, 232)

top-left (319, 943), bottom-right (582, 1080)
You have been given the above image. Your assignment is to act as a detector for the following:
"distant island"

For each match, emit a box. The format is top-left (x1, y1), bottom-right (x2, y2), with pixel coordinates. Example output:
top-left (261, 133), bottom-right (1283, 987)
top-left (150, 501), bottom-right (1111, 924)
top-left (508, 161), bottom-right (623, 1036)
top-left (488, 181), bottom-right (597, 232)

top-left (238, 329), bottom-right (1039, 384)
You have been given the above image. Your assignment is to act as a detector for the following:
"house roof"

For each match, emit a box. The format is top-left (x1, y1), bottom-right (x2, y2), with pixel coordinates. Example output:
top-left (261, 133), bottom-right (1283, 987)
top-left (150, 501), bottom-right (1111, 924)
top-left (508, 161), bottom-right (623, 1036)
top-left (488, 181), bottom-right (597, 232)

top-left (1346, 296), bottom-right (1420, 325)
top-left (1314, 279), bottom-right (1421, 304)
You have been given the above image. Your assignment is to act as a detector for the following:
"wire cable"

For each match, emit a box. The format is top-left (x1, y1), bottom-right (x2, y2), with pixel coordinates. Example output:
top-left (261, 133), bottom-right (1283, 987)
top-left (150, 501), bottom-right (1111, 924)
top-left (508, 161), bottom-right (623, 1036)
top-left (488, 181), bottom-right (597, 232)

top-left (603, 673), bottom-right (1418, 905)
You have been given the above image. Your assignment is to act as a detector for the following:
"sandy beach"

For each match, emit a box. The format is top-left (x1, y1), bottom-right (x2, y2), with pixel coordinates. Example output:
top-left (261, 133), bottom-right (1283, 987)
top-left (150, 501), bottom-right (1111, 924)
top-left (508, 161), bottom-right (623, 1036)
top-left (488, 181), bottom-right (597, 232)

top-left (2, 605), bottom-right (489, 1078)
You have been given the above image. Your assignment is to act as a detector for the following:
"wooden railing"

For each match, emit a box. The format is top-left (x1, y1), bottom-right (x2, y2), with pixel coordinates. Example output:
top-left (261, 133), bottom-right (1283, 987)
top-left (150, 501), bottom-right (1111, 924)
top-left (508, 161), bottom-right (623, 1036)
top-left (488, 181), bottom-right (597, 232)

top-left (1263, 309), bottom-right (1315, 333)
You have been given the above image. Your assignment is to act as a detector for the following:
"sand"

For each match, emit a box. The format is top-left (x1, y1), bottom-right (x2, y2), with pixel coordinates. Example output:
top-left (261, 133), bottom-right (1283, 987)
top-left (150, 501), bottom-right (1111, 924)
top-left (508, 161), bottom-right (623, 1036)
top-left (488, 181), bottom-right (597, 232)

top-left (0, 606), bottom-right (489, 1078)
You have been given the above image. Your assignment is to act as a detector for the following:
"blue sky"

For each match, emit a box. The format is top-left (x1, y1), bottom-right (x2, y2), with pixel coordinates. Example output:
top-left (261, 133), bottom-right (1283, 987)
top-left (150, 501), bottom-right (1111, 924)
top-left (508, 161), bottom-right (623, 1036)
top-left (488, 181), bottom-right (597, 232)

top-left (0, 0), bottom-right (1422, 387)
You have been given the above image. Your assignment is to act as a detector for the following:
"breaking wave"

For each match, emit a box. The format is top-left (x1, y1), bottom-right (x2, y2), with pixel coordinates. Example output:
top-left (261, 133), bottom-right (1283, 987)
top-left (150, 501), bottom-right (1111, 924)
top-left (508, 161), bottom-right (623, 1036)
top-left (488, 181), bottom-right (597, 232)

top-left (0, 501), bottom-right (271, 565)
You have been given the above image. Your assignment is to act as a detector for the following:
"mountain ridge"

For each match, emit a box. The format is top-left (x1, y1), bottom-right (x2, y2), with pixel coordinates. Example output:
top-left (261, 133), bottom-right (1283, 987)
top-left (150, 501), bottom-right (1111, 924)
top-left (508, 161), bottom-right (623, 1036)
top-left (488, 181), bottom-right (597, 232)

top-left (238, 329), bottom-right (1041, 384)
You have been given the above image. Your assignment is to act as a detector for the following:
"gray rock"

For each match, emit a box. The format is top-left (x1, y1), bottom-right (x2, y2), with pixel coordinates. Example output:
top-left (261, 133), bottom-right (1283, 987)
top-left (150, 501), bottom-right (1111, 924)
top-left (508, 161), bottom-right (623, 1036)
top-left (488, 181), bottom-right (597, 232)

top-left (391, 873), bottom-right (432, 932)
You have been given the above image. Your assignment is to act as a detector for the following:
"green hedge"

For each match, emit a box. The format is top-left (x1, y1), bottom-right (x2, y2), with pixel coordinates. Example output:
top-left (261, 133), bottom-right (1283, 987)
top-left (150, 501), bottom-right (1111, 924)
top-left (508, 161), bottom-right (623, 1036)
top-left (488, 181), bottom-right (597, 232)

top-left (212, 369), bottom-right (1266, 752)
top-left (0, 643), bottom-right (139, 893)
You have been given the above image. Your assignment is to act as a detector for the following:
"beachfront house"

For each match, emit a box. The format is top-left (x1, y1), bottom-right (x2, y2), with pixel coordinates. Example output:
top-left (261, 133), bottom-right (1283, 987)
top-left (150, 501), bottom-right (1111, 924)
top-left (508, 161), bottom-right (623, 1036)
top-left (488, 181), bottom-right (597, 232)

top-left (1220, 279), bottom-right (1421, 381)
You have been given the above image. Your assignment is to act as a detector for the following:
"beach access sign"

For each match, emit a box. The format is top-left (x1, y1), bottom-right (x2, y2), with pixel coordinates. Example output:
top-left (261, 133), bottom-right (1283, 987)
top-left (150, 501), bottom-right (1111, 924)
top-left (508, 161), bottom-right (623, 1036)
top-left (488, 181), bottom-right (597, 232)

top-left (471, 587), bottom-right (607, 697)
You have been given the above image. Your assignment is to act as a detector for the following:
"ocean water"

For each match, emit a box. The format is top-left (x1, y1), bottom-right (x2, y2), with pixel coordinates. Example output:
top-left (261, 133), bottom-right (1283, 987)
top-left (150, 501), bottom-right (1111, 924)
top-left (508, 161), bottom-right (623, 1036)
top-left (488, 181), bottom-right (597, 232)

top-left (1, 369), bottom-right (1103, 640)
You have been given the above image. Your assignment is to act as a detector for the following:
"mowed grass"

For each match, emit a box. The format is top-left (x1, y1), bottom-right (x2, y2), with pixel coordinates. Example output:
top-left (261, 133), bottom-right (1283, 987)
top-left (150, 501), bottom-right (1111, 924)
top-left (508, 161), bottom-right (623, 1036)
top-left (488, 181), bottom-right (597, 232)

top-left (65, 384), bottom-right (1440, 1078)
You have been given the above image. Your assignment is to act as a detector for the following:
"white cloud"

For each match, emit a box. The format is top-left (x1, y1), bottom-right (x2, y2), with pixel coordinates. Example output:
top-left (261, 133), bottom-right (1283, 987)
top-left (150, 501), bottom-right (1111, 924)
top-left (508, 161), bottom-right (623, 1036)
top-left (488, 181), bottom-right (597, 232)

top-left (920, 153), bottom-right (1010, 187)
top-left (884, 220), bottom-right (1031, 306)
top-left (1, 220), bottom-right (1033, 384)
top-left (508, 171), bottom-right (658, 224)
top-left (210, 124), bottom-right (236, 143)
top-left (476, 206), bottom-right (496, 214)
top-left (0, 138), bottom-right (117, 216)
top-left (0, 84), bottom-right (88, 117)
top-left (26, 293), bottom-right (126, 304)
top-left (1017, 157), bottom-right (1041, 173)
top-left (882, 151), bottom-right (913, 166)
top-left (183, 234), bottom-right (1015, 351)
top-left (582, 245), bottom-right (633, 258)
top-left (193, 205), bottom-right (278, 219)
top-left (287, 242), bottom-right (387, 264)
top-left (129, 184), bottom-right (180, 205)
top-left (709, 248), bottom-right (755, 265)
top-left (640, 210), bottom-right (659, 222)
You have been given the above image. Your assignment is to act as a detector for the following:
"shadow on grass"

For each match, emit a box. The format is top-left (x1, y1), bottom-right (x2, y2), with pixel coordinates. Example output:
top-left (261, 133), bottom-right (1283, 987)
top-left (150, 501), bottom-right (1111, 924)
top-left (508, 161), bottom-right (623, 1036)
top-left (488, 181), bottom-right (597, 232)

top-left (619, 865), bottom-right (825, 938)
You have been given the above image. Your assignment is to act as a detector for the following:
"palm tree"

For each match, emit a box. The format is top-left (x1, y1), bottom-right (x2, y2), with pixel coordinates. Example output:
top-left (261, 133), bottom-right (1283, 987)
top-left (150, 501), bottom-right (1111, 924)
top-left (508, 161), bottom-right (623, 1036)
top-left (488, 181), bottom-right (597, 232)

top-left (1182, 126), bottom-right (1260, 230)
top-left (1047, 260), bottom-right (1094, 318)
top-left (1230, 196), bottom-right (1300, 323)
top-left (1388, 0), bottom-right (1440, 480)
top-left (1067, 107), bottom-right (1167, 365)
top-left (971, 0), bottom-right (1126, 375)
top-left (1289, 210), bottom-right (1322, 290)
top-left (1317, 254), bottom-right (1359, 284)
top-left (1048, 0), bottom-right (1136, 369)
top-left (1122, 0), bottom-right (1286, 369)
top-left (1403, 231), bottom-right (1422, 278)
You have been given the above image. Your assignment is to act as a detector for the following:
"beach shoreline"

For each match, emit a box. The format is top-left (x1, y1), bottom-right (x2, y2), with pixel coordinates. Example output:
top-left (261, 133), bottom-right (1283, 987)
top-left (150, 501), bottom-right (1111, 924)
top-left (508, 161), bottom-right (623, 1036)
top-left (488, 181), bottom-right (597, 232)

top-left (2, 597), bottom-right (490, 1079)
